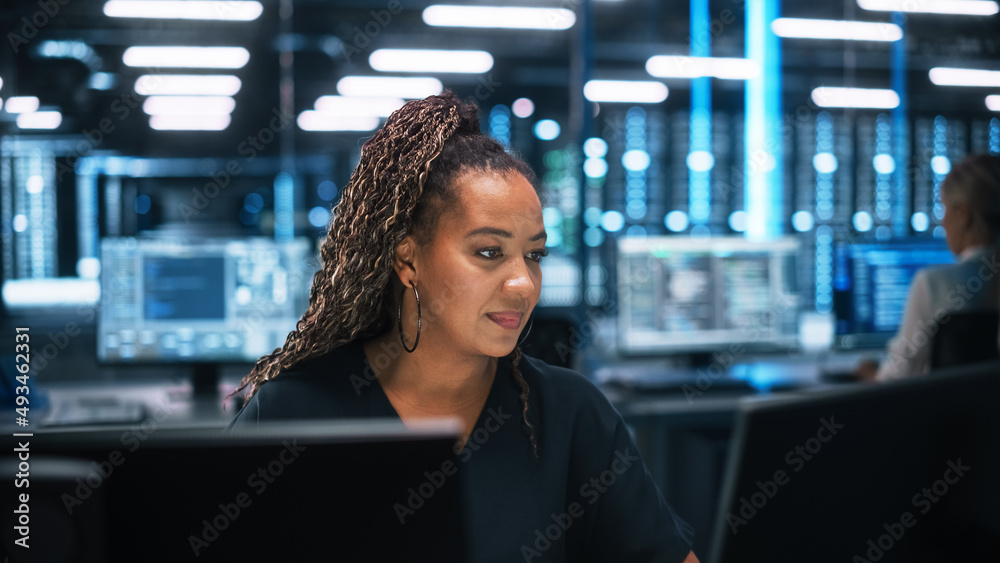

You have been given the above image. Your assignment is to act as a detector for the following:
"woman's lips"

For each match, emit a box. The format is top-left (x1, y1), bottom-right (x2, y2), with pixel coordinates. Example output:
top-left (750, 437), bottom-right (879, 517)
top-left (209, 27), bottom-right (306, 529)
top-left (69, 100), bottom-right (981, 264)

top-left (486, 312), bottom-right (523, 330)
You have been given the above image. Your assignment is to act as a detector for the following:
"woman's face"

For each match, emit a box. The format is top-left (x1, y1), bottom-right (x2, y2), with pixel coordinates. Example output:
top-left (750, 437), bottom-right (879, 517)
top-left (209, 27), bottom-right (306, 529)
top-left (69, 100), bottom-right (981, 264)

top-left (403, 170), bottom-right (545, 359)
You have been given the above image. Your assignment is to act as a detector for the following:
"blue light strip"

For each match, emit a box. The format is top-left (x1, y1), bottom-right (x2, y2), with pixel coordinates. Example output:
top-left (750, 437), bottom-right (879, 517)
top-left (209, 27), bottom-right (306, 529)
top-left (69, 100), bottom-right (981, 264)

top-left (891, 12), bottom-right (910, 237)
top-left (874, 114), bottom-right (893, 226)
top-left (76, 173), bottom-right (99, 267)
top-left (745, 0), bottom-right (783, 239)
top-left (815, 112), bottom-right (834, 313)
top-left (931, 116), bottom-right (947, 225)
top-left (689, 0), bottom-right (711, 227)
top-left (624, 107), bottom-right (648, 228)
top-left (274, 172), bottom-right (294, 243)
top-left (990, 118), bottom-right (999, 156)
top-left (489, 105), bottom-right (511, 150)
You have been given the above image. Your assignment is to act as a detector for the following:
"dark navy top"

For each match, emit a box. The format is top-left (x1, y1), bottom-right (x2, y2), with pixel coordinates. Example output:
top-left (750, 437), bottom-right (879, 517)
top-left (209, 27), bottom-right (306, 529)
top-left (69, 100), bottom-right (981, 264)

top-left (229, 340), bottom-right (695, 562)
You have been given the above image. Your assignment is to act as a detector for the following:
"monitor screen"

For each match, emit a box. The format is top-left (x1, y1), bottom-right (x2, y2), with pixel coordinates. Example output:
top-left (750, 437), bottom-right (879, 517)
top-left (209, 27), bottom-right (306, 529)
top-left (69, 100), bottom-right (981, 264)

top-left (617, 236), bottom-right (800, 355)
top-left (833, 239), bottom-right (955, 349)
top-left (98, 237), bottom-right (314, 363)
top-left (709, 360), bottom-right (1000, 562)
top-left (0, 420), bottom-right (469, 562)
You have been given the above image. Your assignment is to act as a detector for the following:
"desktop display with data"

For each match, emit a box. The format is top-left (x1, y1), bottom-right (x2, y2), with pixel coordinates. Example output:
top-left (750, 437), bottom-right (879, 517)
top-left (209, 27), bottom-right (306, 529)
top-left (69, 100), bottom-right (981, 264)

top-left (833, 240), bottom-right (955, 349)
top-left (98, 237), bottom-right (313, 363)
top-left (617, 237), bottom-right (800, 355)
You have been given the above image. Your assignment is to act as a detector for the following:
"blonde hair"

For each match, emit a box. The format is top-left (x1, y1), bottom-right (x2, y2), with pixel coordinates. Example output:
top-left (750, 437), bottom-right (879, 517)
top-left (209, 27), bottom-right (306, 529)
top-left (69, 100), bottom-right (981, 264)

top-left (941, 154), bottom-right (1000, 242)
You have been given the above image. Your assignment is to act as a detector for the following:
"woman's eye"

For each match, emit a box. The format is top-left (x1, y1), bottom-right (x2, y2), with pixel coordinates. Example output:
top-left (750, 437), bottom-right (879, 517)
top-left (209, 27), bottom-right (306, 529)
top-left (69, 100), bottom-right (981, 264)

top-left (528, 249), bottom-right (549, 262)
top-left (478, 248), bottom-right (502, 259)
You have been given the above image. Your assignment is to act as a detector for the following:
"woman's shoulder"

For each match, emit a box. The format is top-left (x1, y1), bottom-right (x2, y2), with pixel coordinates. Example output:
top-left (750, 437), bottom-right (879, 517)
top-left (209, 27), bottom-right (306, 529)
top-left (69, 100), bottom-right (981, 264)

top-left (516, 353), bottom-right (619, 419)
top-left (229, 342), bottom-right (370, 428)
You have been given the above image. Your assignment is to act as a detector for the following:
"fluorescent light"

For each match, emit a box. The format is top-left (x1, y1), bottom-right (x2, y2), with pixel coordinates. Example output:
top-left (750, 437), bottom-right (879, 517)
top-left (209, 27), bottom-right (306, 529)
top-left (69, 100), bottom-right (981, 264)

top-left (369, 49), bottom-right (494, 74)
top-left (336, 76), bottom-right (443, 99)
top-left (135, 74), bottom-right (242, 95)
top-left (17, 111), bottom-right (63, 129)
top-left (297, 111), bottom-right (380, 131)
top-left (104, 1), bottom-right (263, 20)
top-left (646, 56), bottom-right (759, 80)
top-left (149, 114), bottom-right (231, 130)
top-left (5, 96), bottom-right (40, 113)
top-left (313, 96), bottom-right (405, 117)
top-left (422, 5), bottom-right (576, 30)
top-left (143, 95), bottom-right (236, 115)
top-left (929, 67), bottom-right (1000, 87)
top-left (858, 0), bottom-right (998, 15)
top-left (583, 80), bottom-right (669, 103)
top-left (987, 95), bottom-right (1000, 111)
top-left (0, 76), bottom-right (3, 91)
top-left (2, 278), bottom-right (100, 309)
top-left (811, 87), bottom-right (900, 108)
top-left (772, 18), bottom-right (902, 41)
top-left (123, 46), bottom-right (250, 68)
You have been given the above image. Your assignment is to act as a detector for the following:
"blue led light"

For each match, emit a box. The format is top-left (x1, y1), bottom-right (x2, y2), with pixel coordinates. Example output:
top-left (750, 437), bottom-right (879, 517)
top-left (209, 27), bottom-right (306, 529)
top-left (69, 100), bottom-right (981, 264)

top-left (545, 227), bottom-right (563, 247)
top-left (583, 226), bottom-right (605, 247)
top-left (533, 120), bottom-right (560, 141)
top-left (792, 210), bottom-right (814, 232)
top-left (490, 105), bottom-right (511, 148)
top-left (626, 225), bottom-right (647, 237)
top-left (584, 207), bottom-right (603, 228)
top-left (601, 210), bottom-right (625, 232)
top-left (930, 155), bottom-right (951, 176)
top-left (664, 210), bottom-right (689, 232)
top-left (852, 211), bottom-right (873, 232)
top-left (273, 172), bottom-right (294, 243)
top-left (543, 207), bottom-right (563, 227)
top-left (813, 152), bottom-right (838, 174)
top-left (873, 154), bottom-right (896, 175)
top-left (622, 150), bottom-right (650, 172)
top-left (990, 118), bottom-right (999, 156)
top-left (583, 137), bottom-right (608, 158)
top-left (686, 150), bottom-right (715, 172)
top-left (728, 210), bottom-right (747, 232)
top-left (134, 194), bottom-right (151, 215)
top-left (911, 212), bottom-right (929, 232)
top-left (583, 158), bottom-right (608, 178)
top-left (244, 192), bottom-right (264, 214)
top-left (317, 180), bottom-right (337, 201)
top-left (308, 206), bottom-right (330, 228)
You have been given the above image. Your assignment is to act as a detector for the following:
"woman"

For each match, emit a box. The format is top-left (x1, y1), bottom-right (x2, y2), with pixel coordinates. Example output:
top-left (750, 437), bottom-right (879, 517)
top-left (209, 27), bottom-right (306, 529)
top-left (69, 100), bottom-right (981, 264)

top-left (857, 154), bottom-right (1000, 381)
top-left (229, 91), bottom-right (698, 562)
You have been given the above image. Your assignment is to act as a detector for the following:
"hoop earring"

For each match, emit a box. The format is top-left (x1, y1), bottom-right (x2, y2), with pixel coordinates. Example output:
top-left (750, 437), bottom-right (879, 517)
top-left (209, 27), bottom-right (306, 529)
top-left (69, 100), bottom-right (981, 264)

top-left (516, 317), bottom-right (534, 348)
top-left (398, 283), bottom-right (421, 353)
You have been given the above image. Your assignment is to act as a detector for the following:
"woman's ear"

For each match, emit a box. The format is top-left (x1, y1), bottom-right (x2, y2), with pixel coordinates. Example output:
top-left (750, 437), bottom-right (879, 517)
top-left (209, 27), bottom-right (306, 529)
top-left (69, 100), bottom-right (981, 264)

top-left (955, 202), bottom-right (973, 229)
top-left (393, 235), bottom-right (419, 287)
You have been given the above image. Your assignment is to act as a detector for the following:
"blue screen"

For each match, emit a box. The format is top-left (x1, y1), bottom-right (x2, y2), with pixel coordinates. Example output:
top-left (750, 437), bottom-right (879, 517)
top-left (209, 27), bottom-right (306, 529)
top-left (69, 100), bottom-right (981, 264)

top-left (834, 240), bottom-right (954, 344)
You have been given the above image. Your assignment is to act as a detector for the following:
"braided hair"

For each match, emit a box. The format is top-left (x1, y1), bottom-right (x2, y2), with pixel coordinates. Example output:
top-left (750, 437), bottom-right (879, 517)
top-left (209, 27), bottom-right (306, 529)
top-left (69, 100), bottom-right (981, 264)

top-left (232, 91), bottom-right (540, 456)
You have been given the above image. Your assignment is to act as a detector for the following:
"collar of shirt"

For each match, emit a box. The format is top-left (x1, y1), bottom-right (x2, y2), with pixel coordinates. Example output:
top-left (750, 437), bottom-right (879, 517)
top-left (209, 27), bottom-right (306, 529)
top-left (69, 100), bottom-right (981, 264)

top-left (958, 244), bottom-right (997, 262)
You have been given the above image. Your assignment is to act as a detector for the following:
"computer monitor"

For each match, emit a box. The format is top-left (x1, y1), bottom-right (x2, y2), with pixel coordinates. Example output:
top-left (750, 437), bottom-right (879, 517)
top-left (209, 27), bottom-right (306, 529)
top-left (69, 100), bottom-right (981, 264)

top-left (98, 237), bottom-right (314, 393)
top-left (833, 238), bottom-right (955, 349)
top-left (709, 360), bottom-right (1000, 562)
top-left (0, 420), bottom-right (470, 563)
top-left (616, 236), bottom-right (800, 357)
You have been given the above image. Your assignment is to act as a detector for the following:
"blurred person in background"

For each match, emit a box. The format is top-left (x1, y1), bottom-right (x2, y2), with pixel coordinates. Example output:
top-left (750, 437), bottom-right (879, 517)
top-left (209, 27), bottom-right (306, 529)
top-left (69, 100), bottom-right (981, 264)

top-left (857, 154), bottom-right (1000, 381)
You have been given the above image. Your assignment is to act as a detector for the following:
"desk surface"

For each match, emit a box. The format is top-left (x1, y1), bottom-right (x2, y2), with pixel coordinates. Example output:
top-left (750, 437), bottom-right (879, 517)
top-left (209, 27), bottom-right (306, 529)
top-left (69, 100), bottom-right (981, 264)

top-left (10, 351), bottom-right (876, 431)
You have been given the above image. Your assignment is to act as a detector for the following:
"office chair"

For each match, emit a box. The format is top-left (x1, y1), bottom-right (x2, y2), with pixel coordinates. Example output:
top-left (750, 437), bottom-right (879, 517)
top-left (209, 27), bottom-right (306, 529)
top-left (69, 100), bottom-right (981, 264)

top-left (930, 310), bottom-right (1000, 370)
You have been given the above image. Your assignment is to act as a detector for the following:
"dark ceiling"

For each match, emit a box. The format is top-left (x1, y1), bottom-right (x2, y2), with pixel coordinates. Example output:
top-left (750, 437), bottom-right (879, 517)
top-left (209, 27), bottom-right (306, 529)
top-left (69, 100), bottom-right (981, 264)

top-left (1, 0), bottom-right (998, 160)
